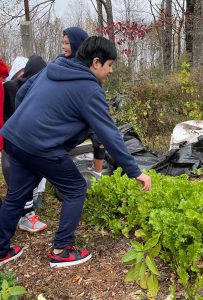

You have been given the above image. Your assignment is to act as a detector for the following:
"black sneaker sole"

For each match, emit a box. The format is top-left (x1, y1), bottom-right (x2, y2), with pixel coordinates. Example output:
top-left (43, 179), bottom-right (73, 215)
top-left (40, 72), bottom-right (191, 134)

top-left (0, 248), bottom-right (23, 266)
top-left (50, 253), bottom-right (92, 268)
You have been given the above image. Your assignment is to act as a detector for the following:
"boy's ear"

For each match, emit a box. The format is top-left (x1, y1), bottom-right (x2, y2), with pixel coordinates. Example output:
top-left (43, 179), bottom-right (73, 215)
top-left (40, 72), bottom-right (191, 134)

top-left (91, 57), bottom-right (101, 70)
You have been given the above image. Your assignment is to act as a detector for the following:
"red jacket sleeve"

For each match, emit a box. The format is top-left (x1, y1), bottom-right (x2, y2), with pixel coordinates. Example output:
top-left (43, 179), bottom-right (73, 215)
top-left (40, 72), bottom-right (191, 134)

top-left (0, 60), bottom-right (9, 151)
top-left (0, 82), bottom-right (5, 150)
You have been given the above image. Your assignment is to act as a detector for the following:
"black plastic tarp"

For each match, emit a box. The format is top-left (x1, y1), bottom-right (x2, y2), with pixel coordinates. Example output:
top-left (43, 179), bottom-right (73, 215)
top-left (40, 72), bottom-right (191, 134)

top-left (106, 124), bottom-right (203, 177)
top-left (54, 124), bottom-right (202, 199)
top-left (153, 136), bottom-right (203, 176)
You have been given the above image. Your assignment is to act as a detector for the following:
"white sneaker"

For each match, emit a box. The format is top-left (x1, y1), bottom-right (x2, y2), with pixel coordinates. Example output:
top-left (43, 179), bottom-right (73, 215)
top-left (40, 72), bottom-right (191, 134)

top-left (18, 211), bottom-right (47, 233)
top-left (87, 167), bottom-right (102, 177)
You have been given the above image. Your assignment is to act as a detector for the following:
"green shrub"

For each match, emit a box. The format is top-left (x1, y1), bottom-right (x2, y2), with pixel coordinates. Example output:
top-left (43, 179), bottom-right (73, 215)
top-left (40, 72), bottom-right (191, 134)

top-left (108, 66), bottom-right (203, 152)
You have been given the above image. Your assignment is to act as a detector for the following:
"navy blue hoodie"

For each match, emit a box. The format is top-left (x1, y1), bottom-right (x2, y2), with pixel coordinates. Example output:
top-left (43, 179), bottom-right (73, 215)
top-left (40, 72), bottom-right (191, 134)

top-left (0, 57), bottom-right (141, 178)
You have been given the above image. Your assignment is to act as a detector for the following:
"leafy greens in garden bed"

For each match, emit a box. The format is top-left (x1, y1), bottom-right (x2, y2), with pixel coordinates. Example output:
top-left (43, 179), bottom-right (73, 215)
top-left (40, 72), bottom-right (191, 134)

top-left (84, 168), bottom-right (203, 298)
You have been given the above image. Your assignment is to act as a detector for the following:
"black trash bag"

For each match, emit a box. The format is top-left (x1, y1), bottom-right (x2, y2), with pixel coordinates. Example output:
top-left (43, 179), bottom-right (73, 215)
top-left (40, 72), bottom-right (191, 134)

top-left (153, 136), bottom-right (203, 176)
top-left (105, 124), bottom-right (163, 172)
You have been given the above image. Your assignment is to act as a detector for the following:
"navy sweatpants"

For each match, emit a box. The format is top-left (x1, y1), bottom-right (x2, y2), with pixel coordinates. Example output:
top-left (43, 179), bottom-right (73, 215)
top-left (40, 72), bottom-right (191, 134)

top-left (0, 141), bottom-right (87, 256)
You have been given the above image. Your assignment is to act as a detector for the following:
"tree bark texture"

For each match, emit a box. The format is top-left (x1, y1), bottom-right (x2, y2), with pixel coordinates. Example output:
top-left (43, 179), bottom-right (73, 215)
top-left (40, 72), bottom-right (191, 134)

top-left (24, 0), bottom-right (30, 21)
top-left (192, 0), bottom-right (203, 67)
top-left (21, 1), bottom-right (33, 58)
top-left (97, 0), bottom-right (103, 36)
top-left (163, 0), bottom-right (172, 72)
top-left (20, 21), bottom-right (33, 57)
top-left (97, 0), bottom-right (115, 43)
top-left (185, 0), bottom-right (195, 62)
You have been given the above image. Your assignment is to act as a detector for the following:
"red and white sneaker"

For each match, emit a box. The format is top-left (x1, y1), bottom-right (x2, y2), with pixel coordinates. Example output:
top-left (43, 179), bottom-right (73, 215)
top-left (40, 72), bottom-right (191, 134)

top-left (18, 211), bottom-right (47, 233)
top-left (0, 246), bottom-right (23, 266)
top-left (48, 245), bottom-right (92, 268)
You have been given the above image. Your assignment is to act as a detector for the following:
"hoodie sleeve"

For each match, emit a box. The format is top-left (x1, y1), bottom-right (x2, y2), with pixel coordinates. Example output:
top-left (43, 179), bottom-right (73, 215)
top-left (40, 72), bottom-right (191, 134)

top-left (15, 73), bottom-right (38, 109)
top-left (81, 88), bottom-right (142, 178)
top-left (3, 83), bottom-right (16, 123)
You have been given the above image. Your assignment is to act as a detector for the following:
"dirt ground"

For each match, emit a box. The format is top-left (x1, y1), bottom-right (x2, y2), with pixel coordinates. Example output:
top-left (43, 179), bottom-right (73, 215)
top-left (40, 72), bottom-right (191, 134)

top-left (0, 176), bottom-right (180, 300)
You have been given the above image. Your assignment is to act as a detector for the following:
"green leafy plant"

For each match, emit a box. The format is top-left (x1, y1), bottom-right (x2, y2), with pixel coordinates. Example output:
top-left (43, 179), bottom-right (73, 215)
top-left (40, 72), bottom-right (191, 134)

top-left (169, 284), bottom-right (177, 300)
top-left (184, 275), bottom-right (203, 300)
top-left (122, 234), bottom-right (161, 299)
top-left (0, 273), bottom-right (16, 290)
top-left (0, 279), bottom-right (26, 300)
top-left (84, 168), bottom-right (203, 297)
top-left (193, 168), bottom-right (203, 176)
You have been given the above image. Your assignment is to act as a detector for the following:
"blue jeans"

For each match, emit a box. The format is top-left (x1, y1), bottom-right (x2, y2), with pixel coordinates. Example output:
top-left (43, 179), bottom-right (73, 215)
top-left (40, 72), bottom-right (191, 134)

top-left (0, 141), bottom-right (86, 256)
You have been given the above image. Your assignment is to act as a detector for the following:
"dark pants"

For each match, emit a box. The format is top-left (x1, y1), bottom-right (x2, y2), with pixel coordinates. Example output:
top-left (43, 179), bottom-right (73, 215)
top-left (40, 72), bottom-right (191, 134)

top-left (0, 141), bottom-right (87, 256)
top-left (1, 150), bottom-right (10, 184)
top-left (1, 149), bottom-right (35, 216)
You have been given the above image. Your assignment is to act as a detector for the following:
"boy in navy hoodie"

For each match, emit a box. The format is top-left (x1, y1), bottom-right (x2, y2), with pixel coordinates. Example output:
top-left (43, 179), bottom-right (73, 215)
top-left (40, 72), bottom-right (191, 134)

top-left (0, 36), bottom-right (151, 268)
top-left (62, 27), bottom-right (105, 175)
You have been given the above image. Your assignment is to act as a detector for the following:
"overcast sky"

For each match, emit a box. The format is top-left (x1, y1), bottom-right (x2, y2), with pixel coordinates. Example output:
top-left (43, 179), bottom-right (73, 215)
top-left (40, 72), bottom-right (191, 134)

top-left (53, 0), bottom-right (69, 16)
top-left (52, 0), bottom-right (159, 20)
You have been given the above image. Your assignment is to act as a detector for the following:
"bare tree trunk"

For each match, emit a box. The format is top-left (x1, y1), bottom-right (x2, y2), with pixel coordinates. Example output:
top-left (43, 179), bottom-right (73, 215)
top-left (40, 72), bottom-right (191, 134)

top-left (175, 0), bottom-right (185, 61)
top-left (192, 0), bottom-right (203, 67)
top-left (160, 0), bottom-right (165, 68)
top-left (177, 19), bottom-right (184, 60)
top-left (21, 0), bottom-right (33, 57)
top-left (24, 0), bottom-right (30, 21)
top-left (163, 0), bottom-right (172, 72)
top-left (172, 30), bottom-right (175, 70)
top-left (149, 0), bottom-right (164, 69)
top-left (20, 21), bottom-right (33, 57)
top-left (105, 0), bottom-right (114, 41)
top-left (97, 0), bottom-right (103, 36)
top-left (97, 0), bottom-right (115, 43)
top-left (121, 0), bottom-right (137, 77)
top-left (185, 0), bottom-right (195, 63)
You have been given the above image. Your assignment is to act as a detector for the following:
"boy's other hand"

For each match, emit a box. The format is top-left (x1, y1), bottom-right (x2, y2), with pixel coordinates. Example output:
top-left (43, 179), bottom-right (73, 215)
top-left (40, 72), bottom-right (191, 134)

top-left (136, 173), bottom-right (151, 191)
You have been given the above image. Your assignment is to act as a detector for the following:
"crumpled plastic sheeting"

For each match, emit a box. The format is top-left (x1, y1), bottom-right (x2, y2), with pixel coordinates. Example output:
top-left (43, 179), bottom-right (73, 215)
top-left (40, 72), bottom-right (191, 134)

top-left (153, 136), bottom-right (203, 176)
top-left (106, 123), bottom-right (203, 177)
top-left (169, 120), bottom-right (203, 150)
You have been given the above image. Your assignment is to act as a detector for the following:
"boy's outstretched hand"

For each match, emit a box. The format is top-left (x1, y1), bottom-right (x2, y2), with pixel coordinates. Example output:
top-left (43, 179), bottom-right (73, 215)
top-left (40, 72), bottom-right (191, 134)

top-left (136, 173), bottom-right (151, 191)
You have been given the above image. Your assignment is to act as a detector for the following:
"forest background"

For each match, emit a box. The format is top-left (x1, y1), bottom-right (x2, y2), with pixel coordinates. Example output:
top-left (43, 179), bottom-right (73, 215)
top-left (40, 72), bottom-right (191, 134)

top-left (0, 0), bottom-right (203, 150)
top-left (0, 2), bottom-right (203, 299)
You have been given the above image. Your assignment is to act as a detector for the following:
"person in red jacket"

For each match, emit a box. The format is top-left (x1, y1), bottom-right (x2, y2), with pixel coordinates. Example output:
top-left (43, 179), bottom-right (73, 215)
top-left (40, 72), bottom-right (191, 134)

top-left (0, 60), bottom-right (9, 151)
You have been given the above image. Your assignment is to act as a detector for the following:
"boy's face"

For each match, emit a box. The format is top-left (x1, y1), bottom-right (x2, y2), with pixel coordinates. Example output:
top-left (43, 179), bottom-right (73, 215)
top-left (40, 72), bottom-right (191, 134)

top-left (90, 58), bottom-right (113, 84)
top-left (62, 35), bottom-right (72, 57)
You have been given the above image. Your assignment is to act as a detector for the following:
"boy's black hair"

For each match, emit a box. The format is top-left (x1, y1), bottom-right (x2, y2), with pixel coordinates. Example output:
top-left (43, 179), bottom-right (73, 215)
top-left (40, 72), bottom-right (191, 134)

top-left (76, 36), bottom-right (117, 67)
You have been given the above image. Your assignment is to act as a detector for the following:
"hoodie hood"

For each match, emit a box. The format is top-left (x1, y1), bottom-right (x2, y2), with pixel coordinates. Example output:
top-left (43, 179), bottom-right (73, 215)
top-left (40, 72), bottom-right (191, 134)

top-left (11, 55), bottom-right (47, 87)
top-left (3, 55), bottom-right (46, 122)
top-left (47, 57), bottom-right (98, 83)
top-left (63, 27), bottom-right (88, 57)
top-left (22, 54), bottom-right (46, 80)
top-left (6, 56), bottom-right (28, 81)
